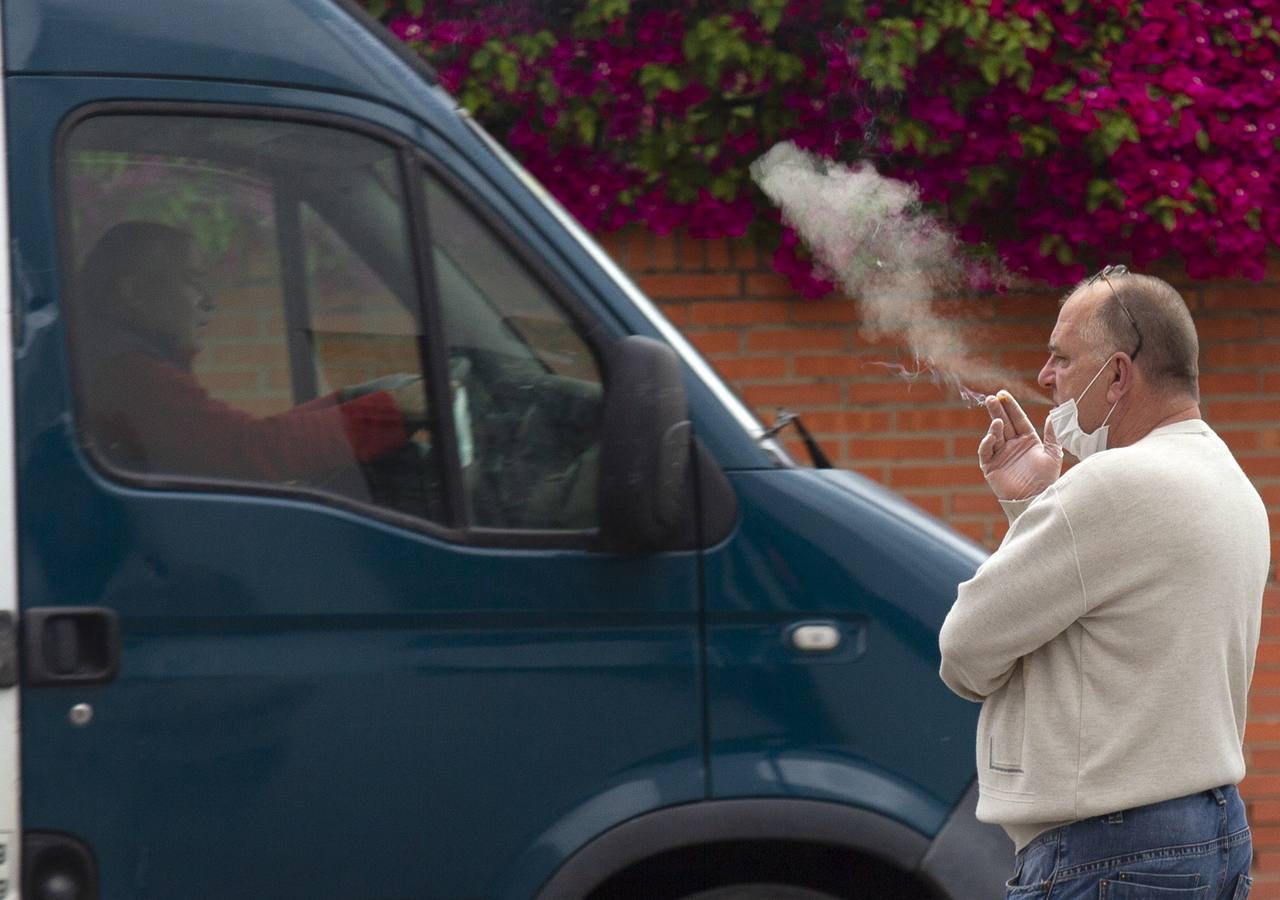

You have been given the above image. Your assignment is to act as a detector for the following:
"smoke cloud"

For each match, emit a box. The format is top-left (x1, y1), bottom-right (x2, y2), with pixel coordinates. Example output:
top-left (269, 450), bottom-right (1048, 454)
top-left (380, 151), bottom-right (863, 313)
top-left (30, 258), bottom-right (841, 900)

top-left (751, 141), bottom-right (1040, 405)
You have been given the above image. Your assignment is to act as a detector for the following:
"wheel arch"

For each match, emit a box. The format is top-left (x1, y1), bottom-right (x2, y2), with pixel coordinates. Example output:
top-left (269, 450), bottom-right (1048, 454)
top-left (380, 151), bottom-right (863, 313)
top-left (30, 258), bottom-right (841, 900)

top-left (531, 797), bottom-right (932, 900)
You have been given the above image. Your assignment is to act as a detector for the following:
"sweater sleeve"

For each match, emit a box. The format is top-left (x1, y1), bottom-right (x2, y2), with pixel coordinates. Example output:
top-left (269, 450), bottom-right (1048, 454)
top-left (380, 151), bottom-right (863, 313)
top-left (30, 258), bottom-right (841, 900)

top-left (939, 484), bottom-right (1088, 700)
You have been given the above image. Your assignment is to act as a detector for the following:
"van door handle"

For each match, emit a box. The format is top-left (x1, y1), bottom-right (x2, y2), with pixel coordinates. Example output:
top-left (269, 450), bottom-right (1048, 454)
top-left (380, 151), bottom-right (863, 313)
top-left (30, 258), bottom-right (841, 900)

top-left (23, 607), bottom-right (120, 686)
top-left (788, 622), bottom-right (842, 653)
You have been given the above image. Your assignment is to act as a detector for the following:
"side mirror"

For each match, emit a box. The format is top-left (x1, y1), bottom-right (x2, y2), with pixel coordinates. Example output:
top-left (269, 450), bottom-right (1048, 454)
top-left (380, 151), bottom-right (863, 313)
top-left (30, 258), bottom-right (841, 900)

top-left (599, 336), bottom-right (693, 551)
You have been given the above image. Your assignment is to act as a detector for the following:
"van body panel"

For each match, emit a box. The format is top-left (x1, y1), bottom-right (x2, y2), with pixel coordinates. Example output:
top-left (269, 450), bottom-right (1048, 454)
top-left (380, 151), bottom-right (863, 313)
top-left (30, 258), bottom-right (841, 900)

top-left (4, 0), bottom-right (444, 118)
top-left (704, 469), bottom-right (985, 828)
top-left (10, 73), bottom-right (705, 899)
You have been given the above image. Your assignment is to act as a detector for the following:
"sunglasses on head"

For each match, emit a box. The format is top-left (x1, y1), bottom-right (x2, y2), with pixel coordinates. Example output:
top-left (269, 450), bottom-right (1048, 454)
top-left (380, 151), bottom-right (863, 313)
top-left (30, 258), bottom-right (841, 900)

top-left (1085, 264), bottom-right (1141, 359)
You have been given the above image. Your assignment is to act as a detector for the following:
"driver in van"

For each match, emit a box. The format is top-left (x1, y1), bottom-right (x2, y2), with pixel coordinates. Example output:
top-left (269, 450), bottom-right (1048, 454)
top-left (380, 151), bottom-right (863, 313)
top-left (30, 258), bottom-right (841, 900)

top-left (73, 220), bottom-right (426, 483)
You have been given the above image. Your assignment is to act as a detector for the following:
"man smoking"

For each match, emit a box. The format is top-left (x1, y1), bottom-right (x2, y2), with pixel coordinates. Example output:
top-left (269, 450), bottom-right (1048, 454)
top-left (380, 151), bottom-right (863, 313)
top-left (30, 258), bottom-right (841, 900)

top-left (939, 266), bottom-right (1270, 898)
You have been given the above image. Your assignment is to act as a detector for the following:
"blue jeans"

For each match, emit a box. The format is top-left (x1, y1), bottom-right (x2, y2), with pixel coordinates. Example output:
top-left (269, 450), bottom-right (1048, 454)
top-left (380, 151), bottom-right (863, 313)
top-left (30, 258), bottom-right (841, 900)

top-left (1005, 786), bottom-right (1253, 898)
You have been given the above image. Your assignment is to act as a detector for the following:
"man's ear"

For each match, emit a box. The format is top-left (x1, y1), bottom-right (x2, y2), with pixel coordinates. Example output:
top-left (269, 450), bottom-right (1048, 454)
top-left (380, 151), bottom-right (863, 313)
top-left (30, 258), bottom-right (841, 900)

top-left (1107, 352), bottom-right (1135, 403)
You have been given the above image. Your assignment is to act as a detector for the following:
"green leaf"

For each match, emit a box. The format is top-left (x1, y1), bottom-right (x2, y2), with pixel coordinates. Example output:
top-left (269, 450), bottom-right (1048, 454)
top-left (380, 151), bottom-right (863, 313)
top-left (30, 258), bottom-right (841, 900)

top-left (496, 54), bottom-right (520, 93)
top-left (1195, 129), bottom-right (1211, 152)
top-left (978, 55), bottom-right (1001, 86)
top-left (366, 0), bottom-right (387, 20)
top-left (405, 0), bottom-right (425, 15)
top-left (572, 106), bottom-right (598, 144)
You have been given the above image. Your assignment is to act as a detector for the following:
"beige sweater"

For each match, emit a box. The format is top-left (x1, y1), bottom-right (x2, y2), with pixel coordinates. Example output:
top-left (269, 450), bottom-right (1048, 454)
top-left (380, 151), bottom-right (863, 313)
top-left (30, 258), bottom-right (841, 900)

top-left (939, 420), bottom-right (1270, 850)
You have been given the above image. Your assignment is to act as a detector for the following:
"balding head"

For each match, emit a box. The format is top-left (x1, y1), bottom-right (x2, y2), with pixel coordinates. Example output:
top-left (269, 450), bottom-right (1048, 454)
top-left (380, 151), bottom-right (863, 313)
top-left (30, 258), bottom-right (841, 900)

top-left (1065, 269), bottom-right (1200, 402)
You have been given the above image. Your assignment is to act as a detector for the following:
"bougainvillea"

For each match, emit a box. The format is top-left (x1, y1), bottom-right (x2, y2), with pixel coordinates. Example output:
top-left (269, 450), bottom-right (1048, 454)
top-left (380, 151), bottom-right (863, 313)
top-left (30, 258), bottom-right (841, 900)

top-left (366, 0), bottom-right (1280, 294)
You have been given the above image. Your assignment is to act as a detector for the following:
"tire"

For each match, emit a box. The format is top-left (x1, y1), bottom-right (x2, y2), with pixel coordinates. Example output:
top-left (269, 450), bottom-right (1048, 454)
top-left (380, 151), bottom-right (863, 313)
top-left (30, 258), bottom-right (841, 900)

top-left (679, 886), bottom-right (842, 900)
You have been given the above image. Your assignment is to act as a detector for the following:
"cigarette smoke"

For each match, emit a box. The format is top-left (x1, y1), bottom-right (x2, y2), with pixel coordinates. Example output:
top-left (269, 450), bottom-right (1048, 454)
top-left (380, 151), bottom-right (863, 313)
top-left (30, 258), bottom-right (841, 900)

top-left (750, 142), bottom-right (1040, 406)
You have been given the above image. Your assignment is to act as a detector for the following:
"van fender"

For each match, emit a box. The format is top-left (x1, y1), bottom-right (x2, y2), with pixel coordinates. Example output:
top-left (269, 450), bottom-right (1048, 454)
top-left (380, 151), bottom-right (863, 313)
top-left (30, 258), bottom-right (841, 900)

top-left (530, 797), bottom-right (931, 900)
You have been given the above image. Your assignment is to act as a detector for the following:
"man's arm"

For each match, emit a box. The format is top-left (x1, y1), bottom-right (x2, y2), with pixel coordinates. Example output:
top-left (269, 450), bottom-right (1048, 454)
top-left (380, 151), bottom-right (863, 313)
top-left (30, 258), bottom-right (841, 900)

top-left (938, 484), bottom-right (1089, 700)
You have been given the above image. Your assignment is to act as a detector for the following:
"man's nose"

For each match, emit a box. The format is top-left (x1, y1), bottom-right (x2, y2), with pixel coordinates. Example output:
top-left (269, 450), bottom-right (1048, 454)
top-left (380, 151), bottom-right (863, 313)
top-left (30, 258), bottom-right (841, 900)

top-left (1037, 356), bottom-right (1054, 390)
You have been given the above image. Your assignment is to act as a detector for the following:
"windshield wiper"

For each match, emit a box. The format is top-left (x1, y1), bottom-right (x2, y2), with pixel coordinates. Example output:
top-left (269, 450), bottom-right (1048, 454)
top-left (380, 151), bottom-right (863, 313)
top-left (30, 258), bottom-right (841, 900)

top-left (759, 409), bottom-right (832, 469)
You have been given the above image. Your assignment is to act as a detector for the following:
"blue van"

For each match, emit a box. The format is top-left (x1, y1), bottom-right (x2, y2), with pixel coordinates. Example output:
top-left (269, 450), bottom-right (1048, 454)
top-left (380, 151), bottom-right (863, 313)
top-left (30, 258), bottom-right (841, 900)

top-left (0, 1), bottom-right (1012, 897)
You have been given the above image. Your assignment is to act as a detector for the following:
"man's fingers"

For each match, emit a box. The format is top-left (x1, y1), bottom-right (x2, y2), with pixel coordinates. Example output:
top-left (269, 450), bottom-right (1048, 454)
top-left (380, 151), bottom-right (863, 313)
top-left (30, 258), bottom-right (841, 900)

top-left (978, 418), bottom-right (1004, 473)
top-left (1043, 411), bottom-right (1062, 456)
top-left (996, 389), bottom-right (1035, 438)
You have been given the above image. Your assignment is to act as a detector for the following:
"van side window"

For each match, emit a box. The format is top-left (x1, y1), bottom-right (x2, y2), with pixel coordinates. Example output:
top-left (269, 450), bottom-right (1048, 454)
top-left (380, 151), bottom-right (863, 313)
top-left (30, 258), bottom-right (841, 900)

top-left (422, 172), bottom-right (603, 530)
top-left (62, 115), bottom-right (445, 522)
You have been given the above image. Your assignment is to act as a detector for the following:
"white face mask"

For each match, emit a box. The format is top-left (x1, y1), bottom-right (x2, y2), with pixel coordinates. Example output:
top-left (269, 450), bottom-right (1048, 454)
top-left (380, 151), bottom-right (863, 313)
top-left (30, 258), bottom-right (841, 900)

top-left (1047, 356), bottom-right (1118, 461)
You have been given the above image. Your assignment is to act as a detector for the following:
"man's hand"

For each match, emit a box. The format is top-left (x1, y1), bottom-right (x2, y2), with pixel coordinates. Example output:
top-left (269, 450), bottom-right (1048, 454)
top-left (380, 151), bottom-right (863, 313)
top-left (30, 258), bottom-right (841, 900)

top-left (388, 377), bottom-right (427, 428)
top-left (978, 390), bottom-right (1062, 501)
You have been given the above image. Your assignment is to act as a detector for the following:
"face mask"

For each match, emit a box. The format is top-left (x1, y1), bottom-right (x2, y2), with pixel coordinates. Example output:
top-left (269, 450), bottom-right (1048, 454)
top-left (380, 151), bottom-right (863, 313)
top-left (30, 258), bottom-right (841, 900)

top-left (1047, 356), bottom-right (1118, 461)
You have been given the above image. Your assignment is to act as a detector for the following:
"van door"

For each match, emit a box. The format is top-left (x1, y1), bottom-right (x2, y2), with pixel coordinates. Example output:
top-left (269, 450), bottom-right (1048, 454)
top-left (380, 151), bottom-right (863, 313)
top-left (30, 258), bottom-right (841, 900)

top-left (9, 86), bottom-right (703, 899)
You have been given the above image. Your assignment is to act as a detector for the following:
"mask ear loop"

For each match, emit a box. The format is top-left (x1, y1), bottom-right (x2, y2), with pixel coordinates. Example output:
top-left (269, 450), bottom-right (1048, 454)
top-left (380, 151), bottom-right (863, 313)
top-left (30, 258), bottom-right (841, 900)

top-left (1098, 353), bottom-right (1125, 429)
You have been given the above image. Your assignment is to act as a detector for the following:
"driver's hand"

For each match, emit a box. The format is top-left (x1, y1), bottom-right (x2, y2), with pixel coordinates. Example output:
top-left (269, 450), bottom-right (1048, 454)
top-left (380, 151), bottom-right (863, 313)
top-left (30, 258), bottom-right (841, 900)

top-left (388, 377), bottom-right (427, 428)
top-left (977, 390), bottom-right (1062, 501)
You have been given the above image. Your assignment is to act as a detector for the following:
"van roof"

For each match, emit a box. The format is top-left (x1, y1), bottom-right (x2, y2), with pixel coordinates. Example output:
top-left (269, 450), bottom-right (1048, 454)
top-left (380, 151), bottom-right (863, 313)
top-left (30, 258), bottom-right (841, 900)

top-left (4, 0), bottom-right (447, 118)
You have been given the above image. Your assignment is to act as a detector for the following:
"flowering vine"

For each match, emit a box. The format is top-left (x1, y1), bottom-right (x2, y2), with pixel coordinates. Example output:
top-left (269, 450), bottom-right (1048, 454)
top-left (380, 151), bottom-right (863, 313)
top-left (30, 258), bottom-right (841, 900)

top-left (366, 0), bottom-right (1280, 294)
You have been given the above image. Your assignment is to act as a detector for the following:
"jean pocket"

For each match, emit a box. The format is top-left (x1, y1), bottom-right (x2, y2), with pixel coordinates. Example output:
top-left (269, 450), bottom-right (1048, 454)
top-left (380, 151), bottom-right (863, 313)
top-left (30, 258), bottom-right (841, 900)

top-left (1099, 878), bottom-right (1209, 897)
top-left (1233, 874), bottom-right (1253, 899)
top-left (1004, 878), bottom-right (1050, 898)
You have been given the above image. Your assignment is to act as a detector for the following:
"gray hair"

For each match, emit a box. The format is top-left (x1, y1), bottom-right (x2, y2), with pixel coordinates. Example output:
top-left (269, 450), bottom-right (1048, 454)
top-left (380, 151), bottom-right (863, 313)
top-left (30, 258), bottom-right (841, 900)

top-left (1067, 270), bottom-right (1200, 401)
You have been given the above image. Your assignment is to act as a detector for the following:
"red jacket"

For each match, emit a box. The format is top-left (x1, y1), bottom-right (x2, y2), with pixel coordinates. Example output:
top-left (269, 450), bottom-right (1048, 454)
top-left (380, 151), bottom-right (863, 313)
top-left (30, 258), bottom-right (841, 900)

top-left (84, 350), bottom-right (408, 483)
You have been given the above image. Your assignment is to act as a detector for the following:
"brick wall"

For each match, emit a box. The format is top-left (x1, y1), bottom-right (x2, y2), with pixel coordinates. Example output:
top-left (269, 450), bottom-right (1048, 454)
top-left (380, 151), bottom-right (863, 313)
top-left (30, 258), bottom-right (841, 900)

top-left (599, 226), bottom-right (1280, 890)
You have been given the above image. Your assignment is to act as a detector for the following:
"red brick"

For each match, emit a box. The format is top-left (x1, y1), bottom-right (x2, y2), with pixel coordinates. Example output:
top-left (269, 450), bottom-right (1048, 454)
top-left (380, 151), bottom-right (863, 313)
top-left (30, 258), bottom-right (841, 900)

top-left (1001, 348), bottom-right (1052, 373)
top-left (742, 383), bottom-right (842, 407)
top-left (953, 520), bottom-right (990, 543)
top-left (638, 273), bottom-right (741, 300)
top-left (651, 233), bottom-right (678, 270)
top-left (724, 237), bottom-right (758, 270)
top-left (1245, 771), bottom-right (1280, 799)
top-left (803, 410), bottom-right (894, 432)
top-left (952, 492), bottom-right (999, 515)
top-left (745, 272), bottom-right (800, 297)
top-left (705, 239), bottom-right (732, 270)
top-left (888, 464), bottom-right (986, 489)
top-left (1254, 696), bottom-right (1280, 718)
top-left (851, 380), bottom-right (948, 404)
top-left (1222, 430), bottom-right (1263, 453)
top-left (1203, 284), bottom-right (1279, 310)
top-left (934, 296), bottom-right (997, 319)
top-left (689, 300), bottom-right (789, 326)
top-left (1265, 373), bottom-right (1280, 393)
top-left (1197, 316), bottom-right (1263, 341)
top-left (1263, 317), bottom-right (1280, 338)
top-left (1209, 399), bottom-right (1280, 423)
top-left (794, 356), bottom-right (865, 377)
top-left (895, 407), bottom-right (989, 431)
top-left (1249, 668), bottom-right (1280, 691)
top-left (958, 322), bottom-right (1049, 345)
top-left (994, 292), bottom-right (1059, 317)
top-left (790, 299), bottom-right (860, 324)
top-left (1201, 372), bottom-right (1263, 394)
top-left (746, 328), bottom-right (848, 352)
top-left (1242, 457), bottom-right (1280, 479)
top-left (687, 331), bottom-right (741, 355)
top-left (679, 235), bottom-right (705, 271)
top-left (712, 356), bottom-right (788, 381)
top-left (1204, 343), bottom-right (1280, 368)
top-left (849, 438), bottom-right (949, 460)
top-left (1252, 799), bottom-right (1280, 825)
top-left (906, 494), bottom-right (946, 516)
top-left (1260, 484), bottom-right (1280, 506)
